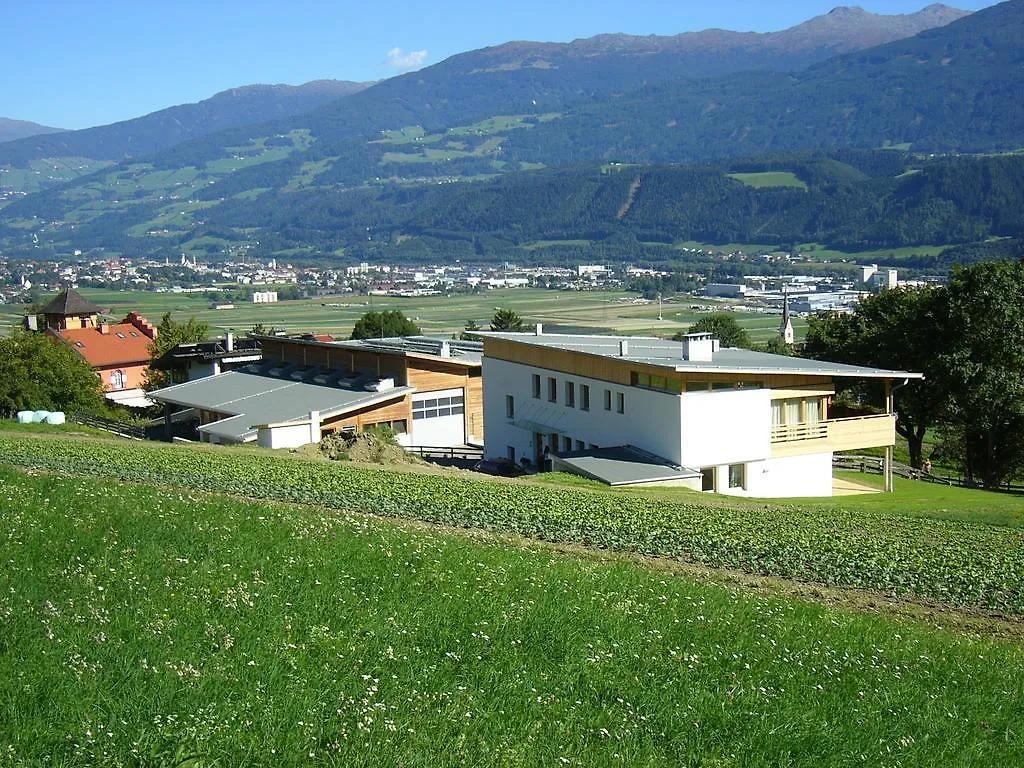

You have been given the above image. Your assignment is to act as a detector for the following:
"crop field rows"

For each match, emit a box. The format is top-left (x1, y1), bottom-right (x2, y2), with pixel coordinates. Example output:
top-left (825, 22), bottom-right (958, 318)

top-left (2, 287), bottom-right (803, 343)
top-left (1, 441), bottom-right (1023, 765)
top-left (2, 433), bottom-right (1023, 615)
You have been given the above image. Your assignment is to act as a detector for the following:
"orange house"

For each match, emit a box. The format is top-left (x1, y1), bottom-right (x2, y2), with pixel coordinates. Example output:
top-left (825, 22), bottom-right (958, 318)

top-left (39, 290), bottom-right (158, 408)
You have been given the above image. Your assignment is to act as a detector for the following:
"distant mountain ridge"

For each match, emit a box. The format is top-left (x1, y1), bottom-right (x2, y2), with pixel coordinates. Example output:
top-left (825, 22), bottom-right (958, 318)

top-left (10, 1), bottom-right (1024, 266)
top-left (0, 79), bottom-right (369, 166)
top-left (0, 117), bottom-right (66, 144)
top-left (478, 4), bottom-right (968, 61)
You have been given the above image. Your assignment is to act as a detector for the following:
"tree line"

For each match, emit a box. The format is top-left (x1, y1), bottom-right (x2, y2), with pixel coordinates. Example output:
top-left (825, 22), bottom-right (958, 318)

top-left (804, 260), bottom-right (1024, 488)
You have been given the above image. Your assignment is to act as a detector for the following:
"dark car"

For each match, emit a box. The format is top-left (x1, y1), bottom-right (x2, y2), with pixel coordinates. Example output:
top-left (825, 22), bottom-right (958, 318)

top-left (473, 458), bottom-right (528, 477)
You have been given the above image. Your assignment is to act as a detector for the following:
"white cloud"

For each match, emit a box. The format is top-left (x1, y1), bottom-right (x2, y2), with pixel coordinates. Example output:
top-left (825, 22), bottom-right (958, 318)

top-left (386, 47), bottom-right (428, 70)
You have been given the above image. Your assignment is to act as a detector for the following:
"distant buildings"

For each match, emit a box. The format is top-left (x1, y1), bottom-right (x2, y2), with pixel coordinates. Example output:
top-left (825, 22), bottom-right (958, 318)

top-left (858, 264), bottom-right (898, 292)
top-left (251, 290), bottom-right (279, 303)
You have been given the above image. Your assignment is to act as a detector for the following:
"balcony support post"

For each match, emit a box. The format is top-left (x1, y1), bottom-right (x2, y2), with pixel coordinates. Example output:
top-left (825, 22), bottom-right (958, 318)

top-left (884, 379), bottom-right (894, 492)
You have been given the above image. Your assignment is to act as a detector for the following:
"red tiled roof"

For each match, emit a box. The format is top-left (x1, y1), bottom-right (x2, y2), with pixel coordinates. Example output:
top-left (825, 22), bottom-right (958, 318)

top-left (56, 323), bottom-right (153, 367)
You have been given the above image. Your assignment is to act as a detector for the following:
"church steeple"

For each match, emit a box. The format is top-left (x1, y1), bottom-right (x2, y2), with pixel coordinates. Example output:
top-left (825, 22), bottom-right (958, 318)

top-left (779, 286), bottom-right (794, 345)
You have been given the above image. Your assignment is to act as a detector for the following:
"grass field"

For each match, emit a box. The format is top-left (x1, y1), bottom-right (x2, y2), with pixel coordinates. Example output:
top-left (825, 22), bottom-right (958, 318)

top-left (1, 288), bottom-right (803, 343)
top-left (2, 432), bottom-right (1024, 765)
top-left (727, 171), bottom-right (808, 190)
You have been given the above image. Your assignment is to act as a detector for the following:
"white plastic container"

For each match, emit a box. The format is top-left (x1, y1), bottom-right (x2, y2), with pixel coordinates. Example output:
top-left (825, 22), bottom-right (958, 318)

top-left (31, 410), bottom-right (50, 423)
top-left (45, 412), bottom-right (66, 425)
top-left (16, 411), bottom-right (34, 424)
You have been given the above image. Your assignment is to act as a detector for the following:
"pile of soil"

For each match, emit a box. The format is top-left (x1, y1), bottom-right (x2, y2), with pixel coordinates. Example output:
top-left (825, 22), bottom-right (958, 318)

top-left (320, 432), bottom-right (420, 465)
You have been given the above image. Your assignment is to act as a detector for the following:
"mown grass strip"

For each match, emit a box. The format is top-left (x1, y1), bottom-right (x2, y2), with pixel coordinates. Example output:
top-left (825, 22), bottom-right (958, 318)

top-left (2, 434), bottom-right (1024, 614)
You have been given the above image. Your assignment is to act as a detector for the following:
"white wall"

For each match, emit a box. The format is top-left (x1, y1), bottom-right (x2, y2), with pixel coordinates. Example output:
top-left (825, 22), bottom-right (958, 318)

top-left (678, 389), bottom-right (772, 468)
top-left (257, 420), bottom-right (320, 450)
top-left (743, 451), bottom-right (834, 498)
top-left (482, 358), bottom-right (682, 465)
top-left (411, 388), bottom-right (466, 447)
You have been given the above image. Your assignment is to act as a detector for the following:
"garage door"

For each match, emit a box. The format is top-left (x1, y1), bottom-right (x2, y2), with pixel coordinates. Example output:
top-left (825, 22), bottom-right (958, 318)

top-left (411, 388), bottom-right (466, 447)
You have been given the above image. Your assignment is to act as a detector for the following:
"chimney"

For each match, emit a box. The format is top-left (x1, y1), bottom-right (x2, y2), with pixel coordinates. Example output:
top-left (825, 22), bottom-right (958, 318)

top-left (226, 332), bottom-right (234, 352)
top-left (439, 341), bottom-right (451, 358)
top-left (681, 333), bottom-right (715, 362)
top-left (619, 339), bottom-right (629, 357)
top-left (99, 323), bottom-right (110, 335)
top-left (535, 323), bottom-right (543, 336)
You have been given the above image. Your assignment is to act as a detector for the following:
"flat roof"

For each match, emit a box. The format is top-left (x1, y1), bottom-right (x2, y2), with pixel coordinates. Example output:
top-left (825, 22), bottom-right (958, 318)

top-left (553, 446), bottom-right (700, 486)
top-left (257, 334), bottom-right (483, 366)
top-left (480, 332), bottom-right (923, 379)
top-left (150, 371), bottom-right (413, 442)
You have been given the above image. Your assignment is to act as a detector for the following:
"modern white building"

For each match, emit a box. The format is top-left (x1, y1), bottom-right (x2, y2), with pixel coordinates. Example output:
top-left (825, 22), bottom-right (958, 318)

top-left (479, 329), bottom-right (921, 497)
top-left (252, 290), bottom-right (279, 303)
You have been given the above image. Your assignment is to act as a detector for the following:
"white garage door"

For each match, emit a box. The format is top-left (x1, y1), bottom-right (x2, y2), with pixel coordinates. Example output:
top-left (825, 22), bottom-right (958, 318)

top-left (411, 388), bottom-right (466, 447)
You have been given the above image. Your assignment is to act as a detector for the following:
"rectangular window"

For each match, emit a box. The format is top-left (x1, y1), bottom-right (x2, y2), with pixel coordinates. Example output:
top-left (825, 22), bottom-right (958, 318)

top-left (771, 401), bottom-right (784, 426)
top-left (506, 394), bottom-right (515, 419)
top-left (562, 436), bottom-right (573, 452)
top-left (701, 467), bottom-right (715, 492)
top-left (785, 398), bottom-right (802, 424)
top-left (686, 382), bottom-right (709, 392)
top-left (650, 375), bottom-right (666, 390)
top-left (728, 463), bottom-right (745, 489)
top-left (549, 432), bottom-right (559, 451)
top-left (565, 381), bottom-right (575, 408)
top-left (580, 384), bottom-right (590, 411)
top-left (806, 398), bottom-right (821, 423)
top-left (604, 389), bottom-right (612, 411)
top-left (616, 392), bottom-right (625, 414)
top-left (391, 419), bottom-right (407, 434)
top-left (531, 374), bottom-right (541, 399)
top-left (548, 377), bottom-right (557, 403)
top-left (507, 445), bottom-right (516, 462)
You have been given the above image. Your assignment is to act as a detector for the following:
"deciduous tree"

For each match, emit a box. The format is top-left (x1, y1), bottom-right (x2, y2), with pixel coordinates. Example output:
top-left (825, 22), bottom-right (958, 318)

top-left (350, 310), bottom-right (420, 340)
top-left (0, 330), bottom-right (105, 416)
top-left (677, 313), bottom-right (751, 349)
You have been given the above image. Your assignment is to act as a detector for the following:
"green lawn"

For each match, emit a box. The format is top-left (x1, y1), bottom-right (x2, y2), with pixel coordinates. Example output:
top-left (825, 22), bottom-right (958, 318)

top-left (727, 171), bottom-right (808, 190)
top-left (2, 466), bottom-right (1023, 766)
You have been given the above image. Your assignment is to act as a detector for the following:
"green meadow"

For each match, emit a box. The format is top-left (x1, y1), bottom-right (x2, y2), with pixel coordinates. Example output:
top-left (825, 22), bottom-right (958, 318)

top-left (1, 288), bottom-right (803, 343)
top-left (1, 432), bottom-right (1023, 765)
top-left (727, 171), bottom-right (808, 190)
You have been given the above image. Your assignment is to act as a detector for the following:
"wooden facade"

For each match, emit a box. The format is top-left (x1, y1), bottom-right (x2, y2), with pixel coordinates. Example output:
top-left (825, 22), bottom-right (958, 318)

top-left (260, 336), bottom-right (483, 443)
top-left (321, 394), bottom-right (412, 436)
top-left (484, 337), bottom-right (835, 392)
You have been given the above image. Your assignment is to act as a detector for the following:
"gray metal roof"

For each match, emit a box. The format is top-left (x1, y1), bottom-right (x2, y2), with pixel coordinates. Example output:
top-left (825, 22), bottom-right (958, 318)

top-left (150, 371), bottom-right (413, 442)
top-left (552, 446), bottom-right (700, 486)
top-left (480, 332), bottom-right (923, 379)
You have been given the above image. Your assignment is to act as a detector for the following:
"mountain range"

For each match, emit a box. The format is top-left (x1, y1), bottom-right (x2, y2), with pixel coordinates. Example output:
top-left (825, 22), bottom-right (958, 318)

top-left (0, 118), bottom-right (65, 144)
top-left (3, 1), bottom-right (1023, 267)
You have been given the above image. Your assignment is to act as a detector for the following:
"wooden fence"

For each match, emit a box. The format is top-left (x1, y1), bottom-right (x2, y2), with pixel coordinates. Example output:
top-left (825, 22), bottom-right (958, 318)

top-left (71, 412), bottom-right (146, 440)
top-left (833, 453), bottom-right (1024, 493)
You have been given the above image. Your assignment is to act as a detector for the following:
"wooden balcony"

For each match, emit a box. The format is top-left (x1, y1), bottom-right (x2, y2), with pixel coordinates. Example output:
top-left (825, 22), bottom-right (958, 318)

top-left (770, 414), bottom-right (895, 458)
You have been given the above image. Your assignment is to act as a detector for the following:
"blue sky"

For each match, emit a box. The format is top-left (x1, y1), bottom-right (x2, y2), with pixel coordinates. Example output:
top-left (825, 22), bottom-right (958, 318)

top-left (5, 0), bottom-right (998, 130)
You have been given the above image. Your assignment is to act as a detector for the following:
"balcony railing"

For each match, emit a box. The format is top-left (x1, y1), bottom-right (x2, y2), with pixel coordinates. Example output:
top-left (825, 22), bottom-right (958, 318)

top-left (771, 414), bottom-right (895, 456)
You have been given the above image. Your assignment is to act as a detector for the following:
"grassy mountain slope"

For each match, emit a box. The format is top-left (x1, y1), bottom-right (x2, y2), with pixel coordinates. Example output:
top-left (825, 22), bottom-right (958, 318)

top-left (502, 0), bottom-right (1024, 164)
top-left (6, 149), bottom-right (1023, 264)
top-left (6, 3), bottom-right (1022, 263)
top-left (0, 79), bottom-right (369, 168)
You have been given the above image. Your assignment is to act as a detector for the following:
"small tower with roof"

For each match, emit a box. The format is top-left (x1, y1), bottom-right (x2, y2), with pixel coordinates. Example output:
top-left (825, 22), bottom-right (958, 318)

top-left (33, 288), bottom-right (105, 332)
top-left (779, 286), bottom-right (794, 345)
